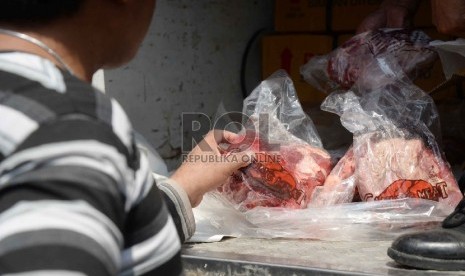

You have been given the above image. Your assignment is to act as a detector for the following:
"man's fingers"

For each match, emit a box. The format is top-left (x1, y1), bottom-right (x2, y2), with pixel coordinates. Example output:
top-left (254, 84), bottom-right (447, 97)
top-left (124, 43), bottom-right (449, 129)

top-left (225, 151), bottom-right (254, 173)
top-left (222, 132), bottom-right (241, 144)
top-left (210, 129), bottom-right (241, 144)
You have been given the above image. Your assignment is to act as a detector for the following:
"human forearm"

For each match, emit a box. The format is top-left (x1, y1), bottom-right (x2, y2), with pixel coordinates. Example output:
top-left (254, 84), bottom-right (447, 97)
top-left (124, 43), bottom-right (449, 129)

top-left (380, 0), bottom-right (421, 13)
top-left (157, 176), bottom-right (196, 242)
top-left (357, 0), bottom-right (421, 33)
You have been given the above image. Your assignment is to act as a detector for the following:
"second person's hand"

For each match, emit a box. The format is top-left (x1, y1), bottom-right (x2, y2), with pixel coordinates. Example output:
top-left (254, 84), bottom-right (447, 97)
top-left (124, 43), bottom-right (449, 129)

top-left (356, 0), bottom-right (420, 34)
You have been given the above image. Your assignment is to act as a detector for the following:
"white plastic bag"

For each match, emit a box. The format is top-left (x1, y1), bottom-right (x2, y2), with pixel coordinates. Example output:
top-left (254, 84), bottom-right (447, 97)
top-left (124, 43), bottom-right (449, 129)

top-left (218, 71), bottom-right (333, 210)
top-left (301, 29), bottom-right (437, 93)
top-left (191, 192), bottom-right (448, 242)
top-left (316, 58), bottom-right (462, 212)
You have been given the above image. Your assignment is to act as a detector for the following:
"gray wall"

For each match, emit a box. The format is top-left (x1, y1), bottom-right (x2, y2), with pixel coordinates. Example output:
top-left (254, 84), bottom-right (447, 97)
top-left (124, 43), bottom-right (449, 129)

top-left (104, 0), bottom-right (274, 171)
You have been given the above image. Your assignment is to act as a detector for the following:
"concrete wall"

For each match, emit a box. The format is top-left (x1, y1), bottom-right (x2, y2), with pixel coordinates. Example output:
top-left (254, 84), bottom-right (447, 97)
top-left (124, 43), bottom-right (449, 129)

top-left (104, 0), bottom-right (273, 170)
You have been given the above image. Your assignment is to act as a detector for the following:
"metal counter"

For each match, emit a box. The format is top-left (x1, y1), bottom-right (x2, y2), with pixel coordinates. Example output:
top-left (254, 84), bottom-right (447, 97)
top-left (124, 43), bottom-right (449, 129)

top-left (182, 238), bottom-right (465, 276)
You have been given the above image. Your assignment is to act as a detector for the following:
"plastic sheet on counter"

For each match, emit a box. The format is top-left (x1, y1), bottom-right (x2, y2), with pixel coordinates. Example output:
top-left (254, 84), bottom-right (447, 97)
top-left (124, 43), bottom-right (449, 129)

top-left (189, 192), bottom-right (449, 242)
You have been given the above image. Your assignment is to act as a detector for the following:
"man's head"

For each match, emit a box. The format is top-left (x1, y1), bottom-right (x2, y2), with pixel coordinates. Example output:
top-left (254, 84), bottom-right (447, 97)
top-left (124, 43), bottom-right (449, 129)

top-left (0, 0), bottom-right (156, 73)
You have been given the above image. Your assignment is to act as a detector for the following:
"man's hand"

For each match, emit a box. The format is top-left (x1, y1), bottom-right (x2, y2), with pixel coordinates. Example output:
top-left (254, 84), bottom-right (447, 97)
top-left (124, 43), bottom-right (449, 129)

top-left (170, 130), bottom-right (253, 207)
top-left (356, 0), bottom-right (420, 34)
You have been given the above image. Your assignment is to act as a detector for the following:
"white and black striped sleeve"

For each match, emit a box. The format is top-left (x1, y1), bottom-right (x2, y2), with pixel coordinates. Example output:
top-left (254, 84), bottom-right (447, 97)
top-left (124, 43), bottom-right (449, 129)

top-left (0, 117), bottom-right (182, 275)
top-left (156, 176), bottom-right (196, 242)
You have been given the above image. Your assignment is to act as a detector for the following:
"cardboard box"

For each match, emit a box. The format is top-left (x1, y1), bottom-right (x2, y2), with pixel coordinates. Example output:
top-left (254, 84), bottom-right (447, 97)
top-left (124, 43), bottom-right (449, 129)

top-left (414, 59), bottom-right (447, 93)
top-left (414, 29), bottom-right (454, 94)
top-left (420, 61), bottom-right (458, 102)
top-left (274, 0), bottom-right (327, 33)
top-left (262, 34), bottom-right (333, 106)
top-left (430, 73), bottom-right (462, 102)
top-left (275, 0), bottom-right (433, 33)
top-left (336, 33), bottom-right (355, 46)
top-left (331, 0), bottom-right (432, 32)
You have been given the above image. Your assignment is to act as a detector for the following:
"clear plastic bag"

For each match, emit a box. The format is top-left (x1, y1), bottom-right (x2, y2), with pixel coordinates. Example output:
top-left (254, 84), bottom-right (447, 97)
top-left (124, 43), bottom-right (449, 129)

top-left (301, 29), bottom-right (437, 93)
top-left (316, 58), bottom-right (462, 212)
top-left (218, 70), bottom-right (332, 210)
top-left (193, 64), bottom-right (460, 242)
top-left (191, 192), bottom-right (448, 242)
top-left (310, 147), bottom-right (356, 206)
top-left (241, 70), bottom-right (323, 147)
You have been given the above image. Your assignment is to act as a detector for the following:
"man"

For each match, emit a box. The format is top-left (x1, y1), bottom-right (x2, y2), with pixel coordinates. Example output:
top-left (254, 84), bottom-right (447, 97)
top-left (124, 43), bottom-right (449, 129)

top-left (358, 0), bottom-right (465, 271)
top-left (0, 0), bottom-right (251, 275)
top-left (357, 0), bottom-right (465, 37)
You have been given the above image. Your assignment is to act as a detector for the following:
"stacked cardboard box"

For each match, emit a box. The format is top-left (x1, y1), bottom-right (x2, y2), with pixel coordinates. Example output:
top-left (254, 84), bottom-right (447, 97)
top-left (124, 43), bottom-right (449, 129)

top-left (332, 0), bottom-right (432, 31)
top-left (414, 29), bottom-right (455, 97)
top-left (264, 0), bottom-right (437, 106)
top-left (274, 0), bottom-right (327, 33)
top-left (262, 34), bottom-right (333, 106)
top-left (273, 0), bottom-right (433, 33)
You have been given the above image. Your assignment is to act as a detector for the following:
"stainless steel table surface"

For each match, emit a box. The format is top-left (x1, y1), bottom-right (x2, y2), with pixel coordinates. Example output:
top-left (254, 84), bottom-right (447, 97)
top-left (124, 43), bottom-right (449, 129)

top-left (182, 238), bottom-right (465, 276)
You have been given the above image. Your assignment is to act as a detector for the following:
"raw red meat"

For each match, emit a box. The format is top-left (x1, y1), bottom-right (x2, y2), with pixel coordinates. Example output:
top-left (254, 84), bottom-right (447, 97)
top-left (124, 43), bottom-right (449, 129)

top-left (327, 29), bottom-right (437, 89)
top-left (355, 135), bottom-right (462, 209)
top-left (312, 132), bottom-right (463, 210)
top-left (219, 131), bottom-right (332, 210)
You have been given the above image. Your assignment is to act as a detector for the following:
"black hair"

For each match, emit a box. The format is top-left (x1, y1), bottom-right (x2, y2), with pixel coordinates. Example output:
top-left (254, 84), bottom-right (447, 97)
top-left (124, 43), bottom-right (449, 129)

top-left (0, 0), bottom-right (83, 24)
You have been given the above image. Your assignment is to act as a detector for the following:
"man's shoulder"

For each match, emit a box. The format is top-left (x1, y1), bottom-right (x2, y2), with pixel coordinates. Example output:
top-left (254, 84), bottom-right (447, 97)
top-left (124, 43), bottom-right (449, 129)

top-left (0, 65), bottom-right (135, 162)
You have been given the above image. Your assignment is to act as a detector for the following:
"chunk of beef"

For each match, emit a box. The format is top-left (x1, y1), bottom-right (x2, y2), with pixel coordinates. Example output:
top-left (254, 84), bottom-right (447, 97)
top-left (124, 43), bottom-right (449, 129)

top-left (328, 29), bottom-right (437, 89)
top-left (219, 132), bottom-right (332, 210)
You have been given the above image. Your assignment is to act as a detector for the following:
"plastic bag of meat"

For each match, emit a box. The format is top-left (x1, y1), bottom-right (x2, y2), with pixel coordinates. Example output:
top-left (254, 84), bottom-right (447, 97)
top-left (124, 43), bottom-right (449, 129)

top-left (218, 70), bottom-right (332, 210)
top-left (310, 147), bottom-right (356, 206)
top-left (301, 29), bottom-right (437, 93)
top-left (315, 59), bottom-right (463, 212)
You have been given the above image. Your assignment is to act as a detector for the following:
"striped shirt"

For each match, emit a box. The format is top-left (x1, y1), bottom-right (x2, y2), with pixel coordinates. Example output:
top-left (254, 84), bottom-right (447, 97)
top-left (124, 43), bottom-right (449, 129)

top-left (0, 52), bottom-right (195, 276)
